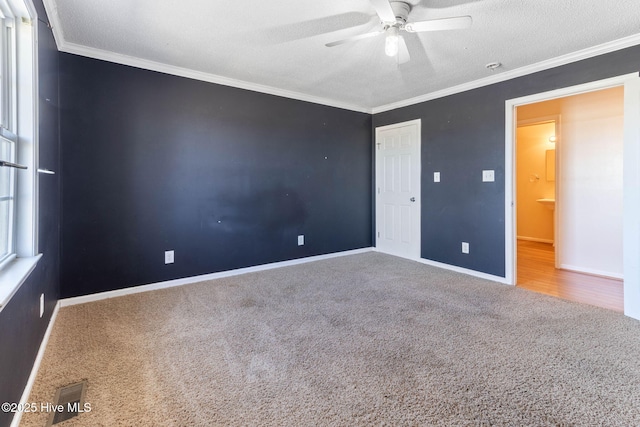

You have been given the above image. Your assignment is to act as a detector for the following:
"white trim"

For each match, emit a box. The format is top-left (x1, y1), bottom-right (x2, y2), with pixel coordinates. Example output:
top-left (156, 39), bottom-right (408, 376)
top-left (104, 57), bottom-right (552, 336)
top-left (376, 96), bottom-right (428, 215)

top-left (0, 7), bottom-right (40, 313)
top-left (517, 236), bottom-right (554, 244)
top-left (0, 253), bottom-right (41, 310)
top-left (417, 257), bottom-right (509, 285)
top-left (10, 301), bottom-right (59, 427)
top-left (22, 0), bottom-right (35, 19)
top-left (15, 9), bottom-right (37, 258)
top-left (55, 42), bottom-right (370, 114)
top-left (505, 72), bottom-right (640, 320)
top-left (39, 0), bottom-right (640, 115)
top-left (372, 35), bottom-right (640, 114)
top-left (517, 115), bottom-right (560, 127)
top-left (60, 248), bottom-right (374, 307)
top-left (374, 119), bottom-right (421, 133)
top-left (41, 0), bottom-right (367, 113)
top-left (374, 119), bottom-right (421, 261)
top-left (623, 74), bottom-right (640, 319)
top-left (559, 264), bottom-right (624, 280)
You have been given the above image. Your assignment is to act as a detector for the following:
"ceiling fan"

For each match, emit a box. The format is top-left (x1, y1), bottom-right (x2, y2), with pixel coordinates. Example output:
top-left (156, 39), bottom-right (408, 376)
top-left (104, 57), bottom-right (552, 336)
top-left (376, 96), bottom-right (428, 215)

top-left (325, 0), bottom-right (472, 64)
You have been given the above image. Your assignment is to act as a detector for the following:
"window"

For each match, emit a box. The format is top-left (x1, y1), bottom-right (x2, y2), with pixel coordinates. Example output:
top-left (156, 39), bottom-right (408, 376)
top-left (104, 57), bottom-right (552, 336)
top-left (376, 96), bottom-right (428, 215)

top-left (0, 0), bottom-right (38, 309)
top-left (0, 129), bottom-right (17, 263)
top-left (0, 5), bottom-right (17, 264)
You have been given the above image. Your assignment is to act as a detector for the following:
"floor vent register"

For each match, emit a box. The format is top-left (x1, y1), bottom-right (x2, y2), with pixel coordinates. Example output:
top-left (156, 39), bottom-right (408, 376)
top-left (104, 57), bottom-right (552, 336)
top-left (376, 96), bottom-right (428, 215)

top-left (46, 381), bottom-right (88, 426)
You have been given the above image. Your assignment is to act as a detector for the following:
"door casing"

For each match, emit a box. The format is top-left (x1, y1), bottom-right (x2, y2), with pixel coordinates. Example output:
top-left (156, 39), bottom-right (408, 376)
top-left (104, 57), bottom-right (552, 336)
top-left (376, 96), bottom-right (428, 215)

top-left (374, 119), bottom-right (421, 261)
top-left (505, 73), bottom-right (640, 320)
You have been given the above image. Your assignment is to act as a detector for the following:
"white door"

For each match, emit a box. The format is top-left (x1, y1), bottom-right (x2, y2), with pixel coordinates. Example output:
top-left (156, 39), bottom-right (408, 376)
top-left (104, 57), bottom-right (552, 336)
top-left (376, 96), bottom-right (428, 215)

top-left (375, 119), bottom-right (421, 260)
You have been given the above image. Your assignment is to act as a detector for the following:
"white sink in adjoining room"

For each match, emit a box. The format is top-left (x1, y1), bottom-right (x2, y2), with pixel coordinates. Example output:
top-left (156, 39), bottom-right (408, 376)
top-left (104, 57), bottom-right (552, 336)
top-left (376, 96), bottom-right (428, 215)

top-left (536, 199), bottom-right (555, 210)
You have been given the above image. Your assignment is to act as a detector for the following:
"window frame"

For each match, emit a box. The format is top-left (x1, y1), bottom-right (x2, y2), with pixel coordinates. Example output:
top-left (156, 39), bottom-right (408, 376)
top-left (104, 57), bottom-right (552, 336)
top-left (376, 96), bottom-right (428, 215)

top-left (0, 0), bottom-right (40, 311)
top-left (0, 128), bottom-right (19, 265)
top-left (0, 4), bottom-right (18, 265)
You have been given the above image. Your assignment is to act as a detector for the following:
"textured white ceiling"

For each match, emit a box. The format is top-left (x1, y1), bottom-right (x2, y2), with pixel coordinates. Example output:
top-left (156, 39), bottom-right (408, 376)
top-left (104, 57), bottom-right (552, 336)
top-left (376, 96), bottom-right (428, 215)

top-left (43, 0), bottom-right (640, 112)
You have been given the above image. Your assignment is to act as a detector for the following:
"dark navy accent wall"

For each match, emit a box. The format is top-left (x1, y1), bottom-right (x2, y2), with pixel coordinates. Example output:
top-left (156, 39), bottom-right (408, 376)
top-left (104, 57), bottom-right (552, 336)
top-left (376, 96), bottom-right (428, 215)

top-left (2, 20), bottom-right (638, 423)
top-left (31, 0), bottom-right (49, 25)
top-left (0, 7), bottom-right (60, 427)
top-left (37, 17), bottom-right (61, 305)
top-left (59, 54), bottom-right (372, 298)
top-left (373, 46), bottom-right (640, 277)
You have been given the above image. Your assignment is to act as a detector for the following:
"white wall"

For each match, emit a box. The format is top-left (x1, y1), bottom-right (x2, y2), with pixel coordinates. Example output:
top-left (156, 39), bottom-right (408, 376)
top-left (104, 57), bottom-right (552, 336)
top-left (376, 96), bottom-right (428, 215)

top-left (508, 74), bottom-right (640, 319)
top-left (516, 122), bottom-right (556, 243)
top-left (559, 87), bottom-right (624, 278)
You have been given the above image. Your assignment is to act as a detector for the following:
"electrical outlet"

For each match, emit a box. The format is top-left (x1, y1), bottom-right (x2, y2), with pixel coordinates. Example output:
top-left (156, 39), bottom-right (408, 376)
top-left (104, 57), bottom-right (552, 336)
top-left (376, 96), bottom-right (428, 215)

top-left (482, 170), bottom-right (495, 182)
top-left (462, 242), bottom-right (470, 254)
top-left (298, 235), bottom-right (304, 246)
top-left (434, 172), bottom-right (441, 182)
top-left (165, 250), bottom-right (174, 264)
top-left (40, 293), bottom-right (44, 318)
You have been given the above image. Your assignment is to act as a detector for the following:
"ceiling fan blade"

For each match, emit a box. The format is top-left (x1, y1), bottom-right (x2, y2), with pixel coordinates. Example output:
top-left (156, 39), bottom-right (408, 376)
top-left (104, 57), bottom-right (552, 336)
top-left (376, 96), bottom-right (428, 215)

top-left (405, 16), bottom-right (472, 32)
top-left (325, 30), bottom-right (383, 47)
top-left (369, 0), bottom-right (396, 23)
top-left (398, 36), bottom-right (410, 64)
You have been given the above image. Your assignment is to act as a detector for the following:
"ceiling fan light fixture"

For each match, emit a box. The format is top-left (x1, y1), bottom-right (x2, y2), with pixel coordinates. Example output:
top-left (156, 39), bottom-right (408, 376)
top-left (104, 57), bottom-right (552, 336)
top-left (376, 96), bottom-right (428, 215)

top-left (325, 0), bottom-right (473, 64)
top-left (385, 26), bottom-right (399, 57)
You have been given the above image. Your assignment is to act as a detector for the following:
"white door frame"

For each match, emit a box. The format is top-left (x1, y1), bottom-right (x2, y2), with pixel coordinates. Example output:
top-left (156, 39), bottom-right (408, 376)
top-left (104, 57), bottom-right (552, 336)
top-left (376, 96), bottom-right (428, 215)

top-left (375, 119), bottom-right (422, 261)
top-left (505, 72), bottom-right (640, 320)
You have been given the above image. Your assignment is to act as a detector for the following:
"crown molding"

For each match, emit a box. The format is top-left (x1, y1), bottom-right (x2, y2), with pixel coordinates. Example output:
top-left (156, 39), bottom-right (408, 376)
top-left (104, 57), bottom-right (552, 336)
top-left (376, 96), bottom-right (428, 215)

top-left (59, 42), bottom-right (372, 113)
top-left (41, 0), bottom-right (640, 116)
top-left (371, 33), bottom-right (640, 114)
top-left (40, 0), bottom-right (370, 113)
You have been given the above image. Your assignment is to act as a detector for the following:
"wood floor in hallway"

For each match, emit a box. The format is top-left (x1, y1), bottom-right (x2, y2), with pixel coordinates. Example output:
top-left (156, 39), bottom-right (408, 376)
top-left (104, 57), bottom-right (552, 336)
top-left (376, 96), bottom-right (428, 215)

top-left (516, 240), bottom-right (623, 312)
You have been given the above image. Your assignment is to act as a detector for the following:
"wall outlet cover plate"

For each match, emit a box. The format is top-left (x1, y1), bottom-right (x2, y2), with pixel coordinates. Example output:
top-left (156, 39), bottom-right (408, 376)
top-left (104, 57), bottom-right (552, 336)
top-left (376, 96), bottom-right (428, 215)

top-left (482, 170), bottom-right (495, 182)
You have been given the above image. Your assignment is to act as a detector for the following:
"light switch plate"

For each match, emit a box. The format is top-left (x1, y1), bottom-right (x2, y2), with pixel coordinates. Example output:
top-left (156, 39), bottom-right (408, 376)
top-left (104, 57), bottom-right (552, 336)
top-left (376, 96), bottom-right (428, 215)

top-left (298, 235), bottom-right (304, 246)
top-left (434, 172), bottom-right (440, 183)
top-left (482, 170), bottom-right (495, 182)
top-left (462, 242), bottom-right (469, 254)
top-left (165, 250), bottom-right (174, 264)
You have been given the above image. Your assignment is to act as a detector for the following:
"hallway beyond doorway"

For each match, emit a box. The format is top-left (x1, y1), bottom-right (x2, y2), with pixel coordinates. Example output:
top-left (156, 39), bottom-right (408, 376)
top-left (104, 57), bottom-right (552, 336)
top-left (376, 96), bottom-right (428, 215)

top-left (516, 240), bottom-right (623, 312)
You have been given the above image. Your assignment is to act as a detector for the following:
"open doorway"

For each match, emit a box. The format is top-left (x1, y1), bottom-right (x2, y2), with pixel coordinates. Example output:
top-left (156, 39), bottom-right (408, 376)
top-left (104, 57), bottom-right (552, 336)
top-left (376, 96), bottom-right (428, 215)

top-left (505, 75), bottom-right (640, 315)
top-left (516, 118), bottom-right (557, 251)
top-left (514, 87), bottom-right (624, 311)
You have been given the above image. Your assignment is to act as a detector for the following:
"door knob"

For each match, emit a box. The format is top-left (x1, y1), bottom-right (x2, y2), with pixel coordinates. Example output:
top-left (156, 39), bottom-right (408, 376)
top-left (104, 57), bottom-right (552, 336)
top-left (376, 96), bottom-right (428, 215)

top-left (410, 197), bottom-right (416, 202)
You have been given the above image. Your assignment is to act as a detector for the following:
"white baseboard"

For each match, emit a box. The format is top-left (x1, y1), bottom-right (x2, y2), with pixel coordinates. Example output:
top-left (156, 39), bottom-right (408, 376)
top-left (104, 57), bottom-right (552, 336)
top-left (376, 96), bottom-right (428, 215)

top-left (11, 302), bottom-right (60, 427)
top-left (418, 258), bottom-right (511, 285)
top-left (10, 245), bottom-right (503, 426)
top-left (370, 247), bottom-right (509, 285)
top-left (517, 236), bottom-right (554, 244)
top-left (61, 248), bottom-right (374, 307)
top-left (559, 263), bottom-right (624, 280)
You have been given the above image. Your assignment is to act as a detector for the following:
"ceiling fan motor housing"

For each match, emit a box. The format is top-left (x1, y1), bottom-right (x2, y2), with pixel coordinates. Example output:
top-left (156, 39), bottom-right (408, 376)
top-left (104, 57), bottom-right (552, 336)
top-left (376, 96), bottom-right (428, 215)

top-left (390, 1), bottom-right (411, 24)
top-left (325, 0), bottom-right (471, 62)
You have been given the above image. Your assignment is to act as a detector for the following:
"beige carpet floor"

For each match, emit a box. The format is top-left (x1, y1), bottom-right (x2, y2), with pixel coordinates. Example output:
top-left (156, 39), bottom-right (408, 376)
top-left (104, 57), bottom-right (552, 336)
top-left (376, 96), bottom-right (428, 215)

top-left (20, 252), bottom-right (640, 426)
